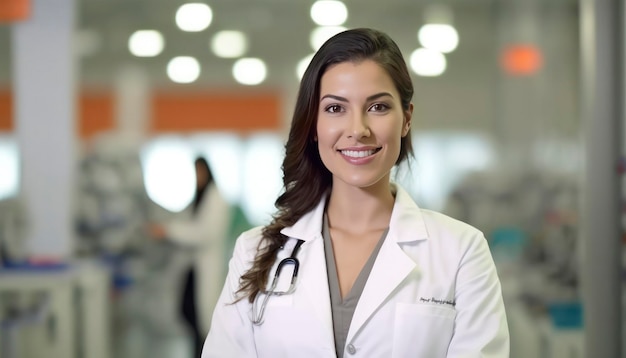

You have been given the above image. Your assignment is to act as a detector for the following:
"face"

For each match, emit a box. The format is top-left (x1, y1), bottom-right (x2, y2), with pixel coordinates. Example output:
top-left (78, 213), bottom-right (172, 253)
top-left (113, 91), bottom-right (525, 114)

top-left (195, 162), bottom-right (209, 189)
top-left (316, 60), bottom-right (412, 190)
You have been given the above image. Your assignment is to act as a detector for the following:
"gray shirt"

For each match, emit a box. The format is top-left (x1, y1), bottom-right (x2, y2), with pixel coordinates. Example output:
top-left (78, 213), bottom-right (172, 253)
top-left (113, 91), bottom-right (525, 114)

top-left (322, 214), bottom-right (388, 358)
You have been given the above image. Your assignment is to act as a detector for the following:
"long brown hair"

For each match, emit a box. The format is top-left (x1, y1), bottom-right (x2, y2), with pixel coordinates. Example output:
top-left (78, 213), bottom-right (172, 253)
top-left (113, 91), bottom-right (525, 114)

top-left (237, 28), bottom-right (415, 303)
top-left (192, 156), bottom-right (213, 216)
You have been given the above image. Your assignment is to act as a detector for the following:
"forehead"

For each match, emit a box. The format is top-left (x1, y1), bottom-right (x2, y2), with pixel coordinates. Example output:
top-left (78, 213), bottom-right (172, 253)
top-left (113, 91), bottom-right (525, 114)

top-left (320, 60), bottom-right (397, 97)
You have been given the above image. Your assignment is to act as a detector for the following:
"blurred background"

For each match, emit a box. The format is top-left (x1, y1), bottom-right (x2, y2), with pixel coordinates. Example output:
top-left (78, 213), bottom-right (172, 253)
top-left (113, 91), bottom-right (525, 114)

top-left (0, 0), bottom-right (624, 357)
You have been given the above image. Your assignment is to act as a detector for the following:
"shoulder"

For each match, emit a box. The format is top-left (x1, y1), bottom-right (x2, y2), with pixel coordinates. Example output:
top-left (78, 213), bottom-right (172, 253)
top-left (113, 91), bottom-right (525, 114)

top-left (232, 225), bottom-right (265, 258)
top-left (420, 209), bottom-right (487, 251)
top-left (390, 184), bottom-right (486, 250)
top-left (421, 209), bottom-right (483, 237)
top-left (206, 184), bottom-right (230, 206)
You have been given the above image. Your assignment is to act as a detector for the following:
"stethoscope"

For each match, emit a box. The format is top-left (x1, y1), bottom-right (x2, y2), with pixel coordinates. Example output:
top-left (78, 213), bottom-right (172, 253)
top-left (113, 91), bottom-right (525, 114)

top-left (251, 239), bottom-right (305, 325)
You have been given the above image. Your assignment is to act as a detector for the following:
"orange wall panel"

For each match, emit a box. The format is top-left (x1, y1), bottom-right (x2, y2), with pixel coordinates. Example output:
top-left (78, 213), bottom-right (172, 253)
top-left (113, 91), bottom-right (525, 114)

top-left (152, 91), bottom-right (281, 133)
top-left (1, 90), bottom-right (280, 137)
top-left (0, 0), bottom-right (30, 22)
top-left (0, 91), bottom-right (115, 138)
top-left (79, 93), bottom-right (114, 139)
top-left (0, 90), bottom-right (13, 131)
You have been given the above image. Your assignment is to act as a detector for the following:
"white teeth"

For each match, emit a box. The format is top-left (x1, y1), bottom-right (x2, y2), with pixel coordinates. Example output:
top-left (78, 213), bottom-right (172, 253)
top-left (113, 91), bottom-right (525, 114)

top-left (341, 149), bottom-right (376, 158)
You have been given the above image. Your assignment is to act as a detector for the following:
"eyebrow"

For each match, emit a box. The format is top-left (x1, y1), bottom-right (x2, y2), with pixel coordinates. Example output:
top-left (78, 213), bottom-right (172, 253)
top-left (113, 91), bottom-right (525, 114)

top-left (320, 92), bottom-right (394, 102)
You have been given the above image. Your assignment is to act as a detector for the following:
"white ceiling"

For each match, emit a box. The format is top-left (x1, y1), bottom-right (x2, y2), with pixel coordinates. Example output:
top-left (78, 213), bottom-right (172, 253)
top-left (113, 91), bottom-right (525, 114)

top-left (0, 0), bottom-right (527, 89)
top-left (0, 0), bottom-right (580, 129)
top-left (76, 0), bottom-right (481, 89)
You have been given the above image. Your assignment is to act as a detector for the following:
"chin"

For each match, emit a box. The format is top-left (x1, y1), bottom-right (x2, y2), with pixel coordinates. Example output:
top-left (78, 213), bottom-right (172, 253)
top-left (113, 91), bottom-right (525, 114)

top-left (336, 175), bottom-right (388, 189)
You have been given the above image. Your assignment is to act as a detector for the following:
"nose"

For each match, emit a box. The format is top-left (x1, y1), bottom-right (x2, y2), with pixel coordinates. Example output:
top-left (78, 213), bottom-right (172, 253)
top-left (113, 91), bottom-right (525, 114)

top-left (348, 112), bottom-right (371, 139)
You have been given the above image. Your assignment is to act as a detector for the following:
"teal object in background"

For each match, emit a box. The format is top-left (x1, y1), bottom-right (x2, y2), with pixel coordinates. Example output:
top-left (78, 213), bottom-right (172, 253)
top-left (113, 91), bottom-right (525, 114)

top-left (225, 204), bottom-right (253, 260)
top-left (547, 302), bottom-right (583, 329)
top-left (489, 226), bottom-right (528, 263)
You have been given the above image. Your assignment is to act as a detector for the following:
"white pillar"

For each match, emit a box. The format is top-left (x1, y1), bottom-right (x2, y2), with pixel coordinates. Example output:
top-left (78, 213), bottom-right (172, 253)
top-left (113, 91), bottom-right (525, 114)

top-left (12, 0), bottom-right (77, 258)
top-left (579, 0), bottom-right (623, 356)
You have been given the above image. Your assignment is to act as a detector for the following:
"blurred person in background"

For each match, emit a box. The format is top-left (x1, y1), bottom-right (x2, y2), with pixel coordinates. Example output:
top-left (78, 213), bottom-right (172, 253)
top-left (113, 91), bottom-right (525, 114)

top-left (203, 28), bottom-right (509, 357)
top-left (147, 156), bottom-right (231, 358)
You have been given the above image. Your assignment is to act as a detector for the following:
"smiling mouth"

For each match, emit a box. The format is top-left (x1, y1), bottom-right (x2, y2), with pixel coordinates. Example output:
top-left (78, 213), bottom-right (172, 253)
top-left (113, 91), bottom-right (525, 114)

top-left (339, 148), bottom-right (382, 158)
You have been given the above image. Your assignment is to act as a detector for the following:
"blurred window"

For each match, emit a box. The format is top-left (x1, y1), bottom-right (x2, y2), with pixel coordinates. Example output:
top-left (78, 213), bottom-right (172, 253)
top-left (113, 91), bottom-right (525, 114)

top-left (190, 132), bottom-right (243, 204)
top-left (0, 135), bottom-right (19, 200)
top-left (141, 132), bottom-right (282, 225)
top-left (241, 133), bottom-right (284, 226)
top-left (140, 136), bottom-right (196, 212)
top-left (397, 131), bottom-right (494, 210)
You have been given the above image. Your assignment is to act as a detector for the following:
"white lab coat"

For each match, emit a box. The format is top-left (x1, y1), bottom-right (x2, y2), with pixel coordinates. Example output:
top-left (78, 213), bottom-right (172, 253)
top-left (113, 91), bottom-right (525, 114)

top-left (165, 183), bottom-right (232, 335)
top-left (203, 184), bottom-right (509, 357)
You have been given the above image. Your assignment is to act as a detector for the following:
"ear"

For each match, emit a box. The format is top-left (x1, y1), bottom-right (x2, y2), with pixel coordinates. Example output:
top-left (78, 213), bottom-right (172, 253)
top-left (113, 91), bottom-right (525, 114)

top-left (401, 103), bottom-right (413, 137)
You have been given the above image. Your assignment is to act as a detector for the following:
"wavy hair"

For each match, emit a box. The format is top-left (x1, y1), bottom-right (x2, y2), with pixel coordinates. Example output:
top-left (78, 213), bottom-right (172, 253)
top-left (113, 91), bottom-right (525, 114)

top-left (237, 28), bottom-right (415, 303)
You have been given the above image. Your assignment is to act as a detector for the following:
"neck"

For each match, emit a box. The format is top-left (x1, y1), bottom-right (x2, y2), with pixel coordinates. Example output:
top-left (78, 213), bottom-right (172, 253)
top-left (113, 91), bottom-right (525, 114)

top-left (326, 180), bottom-right (394, 233)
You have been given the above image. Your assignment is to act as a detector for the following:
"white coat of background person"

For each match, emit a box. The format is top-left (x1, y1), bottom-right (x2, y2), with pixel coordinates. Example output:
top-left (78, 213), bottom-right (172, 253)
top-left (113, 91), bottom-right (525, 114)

top-left (149, 156), bottom-right (231, 357)
top-left (203, 28), bottom-right (509, 358)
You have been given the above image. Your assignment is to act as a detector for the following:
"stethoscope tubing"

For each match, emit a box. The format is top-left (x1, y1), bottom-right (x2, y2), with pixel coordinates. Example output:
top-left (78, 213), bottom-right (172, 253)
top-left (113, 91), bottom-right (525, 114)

top-left (251, 239), bottom-right (305, 325)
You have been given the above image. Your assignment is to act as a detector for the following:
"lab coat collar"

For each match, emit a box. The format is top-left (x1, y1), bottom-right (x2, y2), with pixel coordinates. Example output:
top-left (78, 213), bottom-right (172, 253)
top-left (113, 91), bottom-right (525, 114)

top-left (388, 183), bottom-right (429, 242)
top-left (279, 191), bottom-right (328, 242)
top-left (280, 183), bottom-right (429, 243)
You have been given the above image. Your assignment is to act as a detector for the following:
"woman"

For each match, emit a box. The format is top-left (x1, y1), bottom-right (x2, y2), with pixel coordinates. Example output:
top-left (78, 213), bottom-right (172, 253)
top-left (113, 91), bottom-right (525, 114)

top-left (149, 157), bottom-right (231, 357)
top-left (202, 28), bottom-right (509, 357)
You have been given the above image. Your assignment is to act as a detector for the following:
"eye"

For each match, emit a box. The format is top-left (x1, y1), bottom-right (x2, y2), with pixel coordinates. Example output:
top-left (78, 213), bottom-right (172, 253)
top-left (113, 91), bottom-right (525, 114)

top-left (368, 103), bottom-right (390, 112)
top-left (324, 104), bottom-right (343, 113)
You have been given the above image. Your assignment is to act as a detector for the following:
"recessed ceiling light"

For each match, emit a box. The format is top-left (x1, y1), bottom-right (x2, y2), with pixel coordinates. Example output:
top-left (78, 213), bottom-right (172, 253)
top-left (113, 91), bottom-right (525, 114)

top-left (176, 3), bottom-right (212, 32)
top-left (211, 31), bottom-right (248, 58)
top-left (310, 0), bottom-right (348, 26)
top-left (128, 30), bottom-right (164, 57)
top-left (409, 48), bottom-right (447, 77)
top-left (167, 56), bottom-right (201, 83)
top-left (233, 58), bottom-right (267, 85)
top-left (418, 24), bottom-right (459, 53)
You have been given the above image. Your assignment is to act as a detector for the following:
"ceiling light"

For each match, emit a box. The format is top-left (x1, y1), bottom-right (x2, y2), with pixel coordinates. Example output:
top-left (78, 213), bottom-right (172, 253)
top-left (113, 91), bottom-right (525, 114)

top-left (296, 53), bottom-right (315, 80)
top-left (418, 24), bottom-right (459, 53)
top-left (211, 30), bottom-right (248, 58)
top-left (167, 56), bottom-right (201, 83)
top-left (128, 30), bottom-right (164, 57)
top-left (176, 3), bottom-right (212, 32)
top-left (310, 0), bottom-right (348, 26)
top-left (310, 26), bottom-right (347, 51)
top-left (409, 48), bottom-right (446, 77)
top-left (233, 58), bottom-right (267, 85)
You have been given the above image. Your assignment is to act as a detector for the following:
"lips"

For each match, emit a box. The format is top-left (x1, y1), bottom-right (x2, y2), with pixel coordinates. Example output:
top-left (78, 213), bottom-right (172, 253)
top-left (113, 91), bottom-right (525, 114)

top-left (339, 147), bottom-right (381, 158)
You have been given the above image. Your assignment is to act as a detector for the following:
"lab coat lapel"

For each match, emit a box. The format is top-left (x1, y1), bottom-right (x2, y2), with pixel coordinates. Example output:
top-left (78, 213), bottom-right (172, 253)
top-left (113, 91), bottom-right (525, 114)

top-left (281, 196), bottom-right (335, 350)
top-left (347, 184), bottom-right (427, 342)
top-left (298, 236), bottom-right (335, 346)
top-left (347, 236), bottom-right (416, 342)
top-left (280, 185), bottom-right (428, 348)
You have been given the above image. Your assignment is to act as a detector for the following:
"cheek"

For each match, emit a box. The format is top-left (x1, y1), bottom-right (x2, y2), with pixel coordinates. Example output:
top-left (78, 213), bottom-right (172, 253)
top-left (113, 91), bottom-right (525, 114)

top-left (316, 119), bottom-right (341, 145)
top-left (376, 120), bottom-right (404, 143)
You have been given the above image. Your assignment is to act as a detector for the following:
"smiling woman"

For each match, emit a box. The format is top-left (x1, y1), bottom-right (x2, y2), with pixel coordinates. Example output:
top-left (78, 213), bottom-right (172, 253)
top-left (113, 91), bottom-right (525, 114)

top-left (202, 28), bottom-right (509, 358)
top-left (316, 60), bottom-right (411, 189)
